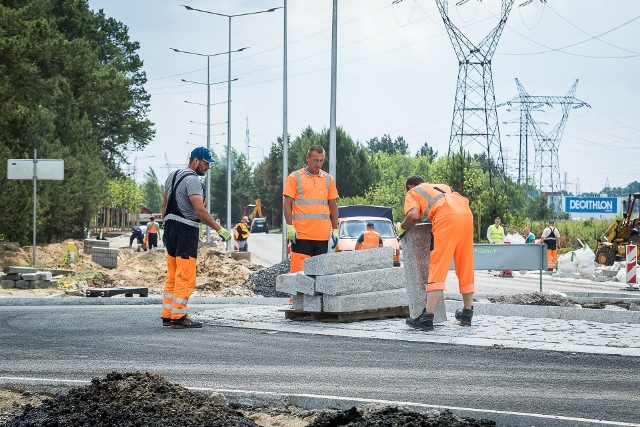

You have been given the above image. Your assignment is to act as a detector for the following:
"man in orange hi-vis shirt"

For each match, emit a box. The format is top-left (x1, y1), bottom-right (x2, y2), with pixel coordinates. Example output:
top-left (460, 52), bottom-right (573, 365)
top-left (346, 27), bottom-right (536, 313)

top-left (397, 175), bottom-right (475, 332)
top-left (283, 145), bottom-right (339, 273)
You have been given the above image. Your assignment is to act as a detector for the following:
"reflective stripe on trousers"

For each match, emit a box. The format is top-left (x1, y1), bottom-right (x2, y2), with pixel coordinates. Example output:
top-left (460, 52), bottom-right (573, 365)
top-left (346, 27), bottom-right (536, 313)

top-left (162, 254), bottom-right (197, 321)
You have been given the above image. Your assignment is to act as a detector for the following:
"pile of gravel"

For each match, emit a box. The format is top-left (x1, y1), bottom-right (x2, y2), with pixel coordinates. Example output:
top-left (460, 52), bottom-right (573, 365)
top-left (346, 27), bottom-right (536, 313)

top-left (489, 292), bottom-right (575, 306)
top-left (2, 372), bottom-right (497, 427)
top-left (243, 260), bottom-right (290, 298)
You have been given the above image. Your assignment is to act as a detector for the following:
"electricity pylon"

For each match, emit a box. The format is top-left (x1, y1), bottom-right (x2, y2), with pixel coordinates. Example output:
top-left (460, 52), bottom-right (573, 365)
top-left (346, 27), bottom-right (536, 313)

top-left (435, 0), bottom-right (515, 183)
top-left (508, 78), bottom-right (589, 194)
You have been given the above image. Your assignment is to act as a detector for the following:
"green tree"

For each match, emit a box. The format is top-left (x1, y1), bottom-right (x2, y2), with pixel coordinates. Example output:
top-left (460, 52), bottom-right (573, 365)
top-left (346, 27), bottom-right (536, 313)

top-left (416, 142), bottom-right (438, 162)
top-left (366, 134), bottom-right (409, 155)
top-left (141, 167), bottom-right (163, 212)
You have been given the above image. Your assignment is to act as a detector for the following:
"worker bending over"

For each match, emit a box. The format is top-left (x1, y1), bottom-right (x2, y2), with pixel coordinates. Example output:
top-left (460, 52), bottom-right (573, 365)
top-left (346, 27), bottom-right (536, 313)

top-left (397, 175), bottom-right (475, 331)
top-left (283, 145), bottom-right (339, 273)
top-left (355, 222), bottom-right (383, 250)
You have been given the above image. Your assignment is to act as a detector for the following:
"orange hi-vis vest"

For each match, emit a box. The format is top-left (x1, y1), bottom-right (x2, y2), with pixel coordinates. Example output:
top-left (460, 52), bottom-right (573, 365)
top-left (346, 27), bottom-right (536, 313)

top-left (285, 168), bottom-right (337, 240)
top-left (406, 183), bottom-right (456, 221)
top-left (147, 222), bottom-right (159, 233)
top-left (360, 230), bottom-right (381, 250)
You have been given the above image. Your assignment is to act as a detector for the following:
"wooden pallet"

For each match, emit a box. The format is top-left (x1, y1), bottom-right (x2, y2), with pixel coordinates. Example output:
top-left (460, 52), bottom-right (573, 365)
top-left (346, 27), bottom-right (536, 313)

top-left (280, 306), bottom-right (409, 323)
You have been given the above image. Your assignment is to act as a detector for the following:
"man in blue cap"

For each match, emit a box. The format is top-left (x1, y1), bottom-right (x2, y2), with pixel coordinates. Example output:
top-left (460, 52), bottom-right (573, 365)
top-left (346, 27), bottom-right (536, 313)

top-left (160, 147), bottom-right (231, 329)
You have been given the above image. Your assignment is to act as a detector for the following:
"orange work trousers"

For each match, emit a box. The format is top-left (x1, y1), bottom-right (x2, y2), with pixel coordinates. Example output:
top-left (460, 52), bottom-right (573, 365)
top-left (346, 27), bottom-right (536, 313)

top-left (427, 198), bottom-right (475, 294)
top-left (547, 249), bottom-right (558, 270)
top-left (162, 255), bottom-right (197, 321)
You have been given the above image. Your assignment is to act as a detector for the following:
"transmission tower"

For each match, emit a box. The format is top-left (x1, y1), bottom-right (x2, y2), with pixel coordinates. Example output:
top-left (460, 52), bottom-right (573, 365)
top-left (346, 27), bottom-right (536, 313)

top-left (510, 78), bottom-right (589, 194)
top-left (435, 0), bottom-right (517, 181)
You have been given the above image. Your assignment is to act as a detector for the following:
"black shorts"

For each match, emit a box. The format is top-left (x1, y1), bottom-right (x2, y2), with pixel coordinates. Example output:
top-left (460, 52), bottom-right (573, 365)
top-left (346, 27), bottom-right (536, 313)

top-left (291, 239), bottom-right (329, 257)
top-left (163, 220), bottom-right (199, 259)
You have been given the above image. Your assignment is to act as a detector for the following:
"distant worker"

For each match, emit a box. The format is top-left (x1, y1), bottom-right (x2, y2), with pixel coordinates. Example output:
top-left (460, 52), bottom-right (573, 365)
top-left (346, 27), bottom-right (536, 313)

top-left (355, 222), bottom-right (383, 250)
top-left (146, 216), bottom-right (161, 250)
top-left (397, 176), bottom-right (475, 332)
top-left (487, 217), bottom-right (505, 244)
top-left (283, 145), bottom-right (339, 273)
top-left (541, 220), bottom-right (560, 271)
top-left (161, 147), bottom-right (231, 329)
top-left (129, 226), bottom-right (146, 251)
top-left (234, 216), bottom-right (250, 252)
top-left (522, 227), bottom-right (536, 244)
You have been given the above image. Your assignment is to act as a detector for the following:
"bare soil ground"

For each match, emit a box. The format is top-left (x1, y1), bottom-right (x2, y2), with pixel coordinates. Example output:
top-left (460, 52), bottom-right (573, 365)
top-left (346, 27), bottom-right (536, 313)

top-left (0, 241), bottom-right (263, 298)
top-left (0, 372), bottom-right (495, 426)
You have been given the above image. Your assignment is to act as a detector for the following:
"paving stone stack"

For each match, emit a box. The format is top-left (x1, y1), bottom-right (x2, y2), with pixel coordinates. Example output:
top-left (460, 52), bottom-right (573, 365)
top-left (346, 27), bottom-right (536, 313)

top-left (0, 267), bottom-right (57, 289)
top-left (83, 239), bottom-right (109, 255)
top-left (276, 247), bottom-right (446, 322)
top-left (91, 247), bottom-right (118, 268)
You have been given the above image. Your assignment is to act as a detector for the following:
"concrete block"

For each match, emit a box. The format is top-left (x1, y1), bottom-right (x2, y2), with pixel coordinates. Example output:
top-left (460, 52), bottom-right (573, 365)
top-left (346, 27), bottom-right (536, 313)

top-left (322, 289), bottom-right (407, 313)
top-left (276, 273), bottom-right (316, 295)
top-left (25, 280), bottom-right (40, 289)
top-left (7, 266), bottom-right (36, 274)
top-left (14, 280), bottom-right (26, 289)
top-left (303, 247), bottom-right (393, 276)
top-left (0, 280), bottom-right (15, 289)
top-left (401, 222), bottom-right (431, 319)
top-left (303, 294), bottom-right (323, 312)
top-left (36, 271), bottom-right (53, 280)
top-left (21, 273), bottom-right (37, 280)
top-left (230, 252), bottom-right (251, 262)
top-left (315, 267), bottom-right (405, 295)
top-left (83, 239), bottom-right (110, 255)
top-left (3, 274), bottom-right (21, 281)
top-left (291, 293), bottom-right (304, 311)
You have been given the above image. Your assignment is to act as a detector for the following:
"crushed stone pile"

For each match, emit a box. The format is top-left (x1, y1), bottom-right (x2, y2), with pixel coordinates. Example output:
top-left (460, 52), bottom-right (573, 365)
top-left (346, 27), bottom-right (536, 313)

top-left (489, 292), bottom-right (575, 306)
top-left (0, 372), bottom-right (497, 427)
top-left (244, 260), bottom-right (290, 298)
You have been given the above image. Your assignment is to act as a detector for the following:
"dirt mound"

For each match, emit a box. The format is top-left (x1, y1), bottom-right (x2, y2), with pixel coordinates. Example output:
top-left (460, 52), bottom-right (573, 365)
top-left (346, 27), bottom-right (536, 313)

top-left (0, 241), bottom-right (265, 298)
top-left (0, 372), bottom-right (496, 427)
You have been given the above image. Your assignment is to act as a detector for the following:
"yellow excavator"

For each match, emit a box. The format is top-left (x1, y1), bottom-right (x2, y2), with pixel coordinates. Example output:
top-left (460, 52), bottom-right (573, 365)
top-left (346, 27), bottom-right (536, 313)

top-left (594, 193), bottom-right (640, 265)
top-left (243, 199), bottom-right (264, 221)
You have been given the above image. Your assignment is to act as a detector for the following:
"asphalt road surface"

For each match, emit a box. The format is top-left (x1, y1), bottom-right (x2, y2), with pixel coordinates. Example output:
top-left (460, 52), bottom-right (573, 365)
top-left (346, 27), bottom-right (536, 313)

top-left (1, 304), bottom-right (639, 424)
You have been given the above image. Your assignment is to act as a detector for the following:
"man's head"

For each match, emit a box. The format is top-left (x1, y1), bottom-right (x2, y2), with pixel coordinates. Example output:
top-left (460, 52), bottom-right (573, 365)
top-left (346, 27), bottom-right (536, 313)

top-left (405, 175), bottom-right (425, 191)
top-left (149, 216), bottom-right (155, 222)
top-left (366, 221), bottom-right (374, 230)
top-left (522, 227), bottom-right (530, 235)
top-left (305, 145), bottom-right (325, 175)
top-left (549, 219), bottom-right (555, 226)
top-left (494, 217), bottom-right (501, 225)
top-left (242, 216), bottom-right (249, 223)
top-left (189, 147), bottom-right (215, 176)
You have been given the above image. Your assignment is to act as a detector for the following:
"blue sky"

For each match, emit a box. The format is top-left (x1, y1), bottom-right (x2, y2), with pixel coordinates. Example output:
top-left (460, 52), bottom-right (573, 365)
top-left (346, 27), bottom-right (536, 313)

top-left (87, 0), bottom-right (640, 194)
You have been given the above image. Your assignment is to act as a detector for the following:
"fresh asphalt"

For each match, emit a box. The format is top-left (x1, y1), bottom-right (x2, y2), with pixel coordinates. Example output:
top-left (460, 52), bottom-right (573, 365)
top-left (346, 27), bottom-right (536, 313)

top-left (1, 233), bottom-right (640, 426)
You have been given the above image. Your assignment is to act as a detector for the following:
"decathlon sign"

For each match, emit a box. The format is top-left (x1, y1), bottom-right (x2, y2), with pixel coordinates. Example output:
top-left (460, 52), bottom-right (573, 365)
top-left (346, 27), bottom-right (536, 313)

top-left (564, 197), bottom-right (617, 213)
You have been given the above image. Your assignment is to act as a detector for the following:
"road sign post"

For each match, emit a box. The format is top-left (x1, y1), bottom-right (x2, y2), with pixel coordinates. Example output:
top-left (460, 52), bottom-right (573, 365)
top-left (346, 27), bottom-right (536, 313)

top-left (7, 150), bottom-right (64, 266)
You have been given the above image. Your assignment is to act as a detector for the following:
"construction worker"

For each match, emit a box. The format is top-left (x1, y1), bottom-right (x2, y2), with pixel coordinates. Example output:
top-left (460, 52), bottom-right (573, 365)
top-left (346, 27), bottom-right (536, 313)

top-left (283, 145), bottom-right (339, 273)
top-left (145, 216), bottom-right (161, 250)
top-left (541, 220), bottom-right (560, 271)
top-left (234, 216), bottom-right (250, 252)
top-left (397, 175), bottom-right (475, 332)
top-left (522, 227), bottom-right (536, 244)
top-left (355, 222), bottom-right (383, 250)
top-left (161, 147), bottom-right (231, 329)
top-left (129, 226), bottom-right (146, 250)
top-left (487, 217), bottom-right (505, 244)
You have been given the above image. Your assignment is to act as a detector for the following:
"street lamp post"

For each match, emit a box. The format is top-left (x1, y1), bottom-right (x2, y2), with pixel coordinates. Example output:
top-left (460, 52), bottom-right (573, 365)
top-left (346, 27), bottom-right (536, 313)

top-left (171, 47), bottom-right (245, 242)
top-left (183, 5), bottom-right (282, 249)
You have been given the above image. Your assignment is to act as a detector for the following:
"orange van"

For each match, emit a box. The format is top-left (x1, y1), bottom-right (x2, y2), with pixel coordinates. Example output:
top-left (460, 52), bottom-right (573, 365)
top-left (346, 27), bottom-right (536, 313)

top-left (335, 205), bottom-right (401, 266)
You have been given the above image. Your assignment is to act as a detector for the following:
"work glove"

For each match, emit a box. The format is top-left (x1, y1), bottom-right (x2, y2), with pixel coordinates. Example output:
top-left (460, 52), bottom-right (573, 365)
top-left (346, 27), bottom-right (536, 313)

top-left (286, 224), bottom-right (298, 244)
top-left (216, 227), bottom-right (231, 242)
top-left (396, 222), bottom-right (407, 239)
top-left (331, 228), bottom-right (339, 249)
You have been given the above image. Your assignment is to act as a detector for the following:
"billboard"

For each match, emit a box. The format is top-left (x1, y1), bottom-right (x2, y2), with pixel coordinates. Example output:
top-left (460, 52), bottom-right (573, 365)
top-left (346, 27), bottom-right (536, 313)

top-left (564, 197), bottom-right (617, 213)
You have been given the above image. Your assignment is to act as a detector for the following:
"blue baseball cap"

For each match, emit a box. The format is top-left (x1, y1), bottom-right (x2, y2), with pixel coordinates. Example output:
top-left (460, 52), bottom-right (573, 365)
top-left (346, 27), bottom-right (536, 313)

top-left (190, 147), bottom-right (215, 164)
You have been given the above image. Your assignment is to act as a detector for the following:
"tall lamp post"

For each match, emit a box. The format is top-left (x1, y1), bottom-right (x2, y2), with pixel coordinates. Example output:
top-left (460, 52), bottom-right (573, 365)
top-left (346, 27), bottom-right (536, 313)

top-left (171, 47), bottom-right (245, 242)
top-left (183, 5), bottom-right (282, 249)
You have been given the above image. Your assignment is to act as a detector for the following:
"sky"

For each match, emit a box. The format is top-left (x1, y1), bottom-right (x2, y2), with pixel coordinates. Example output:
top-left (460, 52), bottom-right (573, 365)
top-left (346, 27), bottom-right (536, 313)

top-left (86, 0), bottom-right (640, 194)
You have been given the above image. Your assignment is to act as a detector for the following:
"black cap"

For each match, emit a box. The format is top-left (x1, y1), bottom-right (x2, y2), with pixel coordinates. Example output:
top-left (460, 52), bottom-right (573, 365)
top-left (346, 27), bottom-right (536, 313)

top-left (366, 222), bottom-right (374, 228)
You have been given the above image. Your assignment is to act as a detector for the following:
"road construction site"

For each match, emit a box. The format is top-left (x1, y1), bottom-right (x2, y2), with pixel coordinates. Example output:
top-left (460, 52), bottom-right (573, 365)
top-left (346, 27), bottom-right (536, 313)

top-left (1, 232), bottom-right (640, 426)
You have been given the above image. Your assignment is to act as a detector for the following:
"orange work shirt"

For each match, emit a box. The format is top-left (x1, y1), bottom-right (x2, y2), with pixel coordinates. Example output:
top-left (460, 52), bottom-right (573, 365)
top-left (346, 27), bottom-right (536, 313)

top-left (404, 183), bottom-right (464, 221)
top-left (283, 168), bottom-right (339, 240)
top-left (359, 230), bottom-right (381, 250)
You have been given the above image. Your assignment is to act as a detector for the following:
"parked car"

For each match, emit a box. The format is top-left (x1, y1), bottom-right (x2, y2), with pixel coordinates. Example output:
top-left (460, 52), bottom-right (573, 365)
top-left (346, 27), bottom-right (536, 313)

top-left (250, 217), bottom-right (269, 233)
top-left (335, 205), bottom-right (401, 266)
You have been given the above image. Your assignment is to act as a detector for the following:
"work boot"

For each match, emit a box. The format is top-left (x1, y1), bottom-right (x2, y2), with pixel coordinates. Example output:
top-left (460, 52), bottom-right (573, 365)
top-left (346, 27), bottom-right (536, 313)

top-left (162, 317), bottom-right (171, 327)
top-left (455, 307), bottom-right (474, 326)
top-left (171, 315), bottom-right (203, 329)
top-left (405, 309), bottom-right (434, 331)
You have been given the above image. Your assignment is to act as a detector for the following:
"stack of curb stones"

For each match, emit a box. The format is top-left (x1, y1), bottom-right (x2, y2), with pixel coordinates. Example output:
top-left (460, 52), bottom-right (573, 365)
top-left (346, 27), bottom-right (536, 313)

top-left (84, 239), bottom-right (118, 268)
top-left (0, 266), bottom-right (57, 289)
top-left (276, 246), bottom-right (446, 322)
